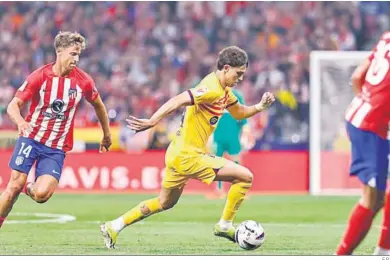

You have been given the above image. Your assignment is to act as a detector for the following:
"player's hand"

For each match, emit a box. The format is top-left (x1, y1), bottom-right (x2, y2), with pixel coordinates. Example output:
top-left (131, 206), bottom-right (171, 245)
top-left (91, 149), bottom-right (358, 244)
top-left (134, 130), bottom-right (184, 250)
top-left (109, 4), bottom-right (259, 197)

top-left (257, 92), bottom-right (275, 110)
top-left (99, 134), bottom-right (112, 153)
top-left (17, 121), bottom-right (33, 136)
top-left (126, 116), bottom-right (156, 133)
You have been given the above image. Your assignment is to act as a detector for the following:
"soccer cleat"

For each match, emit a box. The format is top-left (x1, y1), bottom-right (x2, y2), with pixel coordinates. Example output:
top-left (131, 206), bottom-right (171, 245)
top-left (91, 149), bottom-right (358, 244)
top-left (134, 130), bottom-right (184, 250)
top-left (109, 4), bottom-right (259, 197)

top-left (214, 223), bottom-right (236, 242)
top-left (100, 222), bottom-right (118, 249)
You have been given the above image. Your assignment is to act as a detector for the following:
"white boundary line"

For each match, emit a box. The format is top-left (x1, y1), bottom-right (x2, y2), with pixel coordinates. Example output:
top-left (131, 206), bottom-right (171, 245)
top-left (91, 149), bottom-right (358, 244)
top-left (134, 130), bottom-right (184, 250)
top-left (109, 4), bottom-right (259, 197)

top-left (5, 212), bottom-right (76, 224)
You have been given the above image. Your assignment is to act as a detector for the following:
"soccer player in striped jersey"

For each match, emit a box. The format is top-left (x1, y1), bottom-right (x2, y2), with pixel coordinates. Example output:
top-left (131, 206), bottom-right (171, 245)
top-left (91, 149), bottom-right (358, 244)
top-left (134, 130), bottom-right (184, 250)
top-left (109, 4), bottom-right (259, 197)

top-left (336, 31), bottom-right (390, 255)
top-left (100, 46), bottom-right (275, 249)
top-left (0, 31), bottom-right (111, 230)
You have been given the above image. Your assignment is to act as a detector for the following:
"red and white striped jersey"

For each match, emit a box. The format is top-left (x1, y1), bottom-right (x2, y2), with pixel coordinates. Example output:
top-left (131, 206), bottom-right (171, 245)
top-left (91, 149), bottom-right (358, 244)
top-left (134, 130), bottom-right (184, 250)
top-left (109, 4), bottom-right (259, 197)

top-left (15, 63), bottom-right (99, 152)
top-left (345, 32), bottom-right (390, 138)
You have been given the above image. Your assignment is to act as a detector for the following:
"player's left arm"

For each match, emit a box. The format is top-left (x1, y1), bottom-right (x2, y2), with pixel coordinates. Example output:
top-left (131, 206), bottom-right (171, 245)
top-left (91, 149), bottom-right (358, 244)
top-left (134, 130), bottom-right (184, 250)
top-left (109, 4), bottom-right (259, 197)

top-left (350, 58), bottom-right (371, 94)
top-left (234, 91), bottom-right (248, 126)
top-left (86, 80), bottom-right (112, 152)
top-left (227, 92), bottom-right (275, 120)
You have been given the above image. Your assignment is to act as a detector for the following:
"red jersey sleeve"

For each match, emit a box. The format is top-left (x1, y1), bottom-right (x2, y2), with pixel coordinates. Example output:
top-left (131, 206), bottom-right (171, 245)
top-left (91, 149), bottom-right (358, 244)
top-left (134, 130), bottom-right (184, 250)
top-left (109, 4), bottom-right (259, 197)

top-left (15, 70), bottom-right (42, 102)
top-left (84, 78), bottom-right (99, 102)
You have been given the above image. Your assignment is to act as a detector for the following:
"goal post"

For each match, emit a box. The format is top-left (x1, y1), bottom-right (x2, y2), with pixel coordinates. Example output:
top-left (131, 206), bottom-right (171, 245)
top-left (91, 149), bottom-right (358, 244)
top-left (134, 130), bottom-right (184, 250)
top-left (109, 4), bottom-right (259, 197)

top-left (309, 51), bottom-right (371, 195)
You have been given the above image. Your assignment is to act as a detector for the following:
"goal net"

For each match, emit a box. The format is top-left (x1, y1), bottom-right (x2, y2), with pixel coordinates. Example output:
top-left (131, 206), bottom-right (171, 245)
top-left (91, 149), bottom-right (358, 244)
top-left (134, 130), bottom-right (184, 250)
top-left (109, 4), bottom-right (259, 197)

top-left (309, 51), bottom-right (373, 195)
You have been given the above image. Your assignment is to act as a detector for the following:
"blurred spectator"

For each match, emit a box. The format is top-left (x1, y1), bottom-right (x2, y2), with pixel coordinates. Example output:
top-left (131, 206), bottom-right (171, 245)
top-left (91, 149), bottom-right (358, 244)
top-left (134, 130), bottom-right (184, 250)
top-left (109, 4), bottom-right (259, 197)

top-left (1, 1), bottom-right (389, 150)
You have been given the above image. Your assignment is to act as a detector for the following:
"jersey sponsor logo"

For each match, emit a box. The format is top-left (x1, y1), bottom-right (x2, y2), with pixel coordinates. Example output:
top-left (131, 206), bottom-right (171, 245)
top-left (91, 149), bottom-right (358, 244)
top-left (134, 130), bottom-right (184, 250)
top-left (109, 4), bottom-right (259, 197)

top-left (209, 116), bottom-right (219, 125)
top-left (42, 99), bottom-right (67, 120)
top-left (15, 156), bottom-right (24, 166)
top-left (51, 99), bottom-right (65, 113)
top-left (41, 111), bottom-right (68, 120)
top-left (194, 86), bottom-right (208, 97)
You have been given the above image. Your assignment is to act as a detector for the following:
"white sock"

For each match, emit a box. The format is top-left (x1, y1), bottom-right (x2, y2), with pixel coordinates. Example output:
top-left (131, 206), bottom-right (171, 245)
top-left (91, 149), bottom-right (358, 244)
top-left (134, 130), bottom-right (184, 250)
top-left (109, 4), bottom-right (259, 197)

top-left (374, 246), bottom-right (390, 255)
top-left (110, 216), bottom-right (125, 233)
top-left (218, 219), bottom-right (233, 231)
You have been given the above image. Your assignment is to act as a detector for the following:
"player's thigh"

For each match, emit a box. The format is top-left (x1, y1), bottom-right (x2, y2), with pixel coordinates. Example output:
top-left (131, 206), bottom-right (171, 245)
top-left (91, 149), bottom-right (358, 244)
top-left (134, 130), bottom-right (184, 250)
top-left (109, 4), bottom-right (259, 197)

top-left (34, 150), bottom-right (65, 196)
top-left (214, 159), bottom-right (253, 184)
top-left (190, 154), bottom-right (228, 185)
top-left (347, 122), bottom-right (388, 191)
top-left (159, 186), bottom-right (184, 209)
top-left (34, 174), bottom-right (58, 198)
top-left (9, 137), bottom-right (39, 176)
top-left (162, 167), bottom-right (189, 191)
top-left (35, 149), bottom-right (65, 181)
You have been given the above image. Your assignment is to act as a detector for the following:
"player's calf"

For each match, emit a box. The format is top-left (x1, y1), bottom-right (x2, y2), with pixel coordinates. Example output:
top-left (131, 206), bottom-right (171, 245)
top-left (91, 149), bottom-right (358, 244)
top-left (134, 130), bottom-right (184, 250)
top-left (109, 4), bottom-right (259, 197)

top-left (0, 170), bottom-right (27, 226)
top-left (336, 186), bottom-right (383, 255)
top-left (214, 161), bottom-right (253, 237)
top-left (101, 188), bottom-right (182, 248)
top-left (374, 192), bottom-right (390, 255)
top-left (159, 195), bottom-right (179, 210)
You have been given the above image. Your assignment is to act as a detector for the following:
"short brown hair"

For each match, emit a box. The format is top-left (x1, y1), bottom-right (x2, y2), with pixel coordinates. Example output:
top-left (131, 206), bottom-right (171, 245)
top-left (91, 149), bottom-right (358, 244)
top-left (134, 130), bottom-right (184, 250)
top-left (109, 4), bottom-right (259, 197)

top-left (54, 31), bottom-right (86, 50)
top-left (217, 46), bottom-right (248, 70)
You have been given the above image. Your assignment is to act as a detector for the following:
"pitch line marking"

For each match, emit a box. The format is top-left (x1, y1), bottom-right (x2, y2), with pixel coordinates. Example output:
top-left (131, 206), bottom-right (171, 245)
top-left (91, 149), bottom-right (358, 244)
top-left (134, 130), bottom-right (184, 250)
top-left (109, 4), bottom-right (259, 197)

top-left (5, 212), bottom-right (76, 224)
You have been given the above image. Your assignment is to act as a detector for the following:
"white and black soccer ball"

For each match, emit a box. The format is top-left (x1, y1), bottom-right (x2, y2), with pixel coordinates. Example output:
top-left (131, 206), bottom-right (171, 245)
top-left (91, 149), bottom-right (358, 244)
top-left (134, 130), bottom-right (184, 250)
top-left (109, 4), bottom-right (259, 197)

top-left (235, 220), bottom-right (265, 250)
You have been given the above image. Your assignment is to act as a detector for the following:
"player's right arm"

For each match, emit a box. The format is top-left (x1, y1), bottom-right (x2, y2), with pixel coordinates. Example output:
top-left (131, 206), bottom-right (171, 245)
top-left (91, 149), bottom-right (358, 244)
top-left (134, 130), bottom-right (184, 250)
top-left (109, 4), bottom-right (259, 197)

top-left (127, 91), bottom-right (193, 133)
top-left (7, 72), bottom-right (41, 136)
top-left (7, 97), bottom-right (32, 136)
top-left (350, 58), bottom-right (371, 94)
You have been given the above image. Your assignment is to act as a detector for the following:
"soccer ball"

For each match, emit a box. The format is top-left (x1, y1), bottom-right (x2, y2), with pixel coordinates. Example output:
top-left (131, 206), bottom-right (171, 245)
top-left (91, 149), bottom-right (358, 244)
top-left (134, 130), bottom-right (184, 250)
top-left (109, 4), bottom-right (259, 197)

top-left (235, 220), bottom-right (265, 250)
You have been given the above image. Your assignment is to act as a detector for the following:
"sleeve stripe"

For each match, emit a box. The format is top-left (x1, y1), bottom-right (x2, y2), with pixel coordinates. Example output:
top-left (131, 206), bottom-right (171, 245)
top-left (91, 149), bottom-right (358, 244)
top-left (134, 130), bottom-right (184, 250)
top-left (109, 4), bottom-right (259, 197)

top-left (187, 90), bottom-right (195, 105)
top-left (226, 99), bottom-right (238, 108)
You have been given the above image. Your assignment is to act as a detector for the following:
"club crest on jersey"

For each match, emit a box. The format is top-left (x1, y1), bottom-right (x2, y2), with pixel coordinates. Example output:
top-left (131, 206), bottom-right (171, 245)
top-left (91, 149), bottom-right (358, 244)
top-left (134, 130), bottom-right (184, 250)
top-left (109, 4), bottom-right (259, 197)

top-left (194, 86), bottom-right (208, 97)
top-left (15, 156), bottom-right (24, 166)
top-left (51, 99), bottom-right (65, 113)
top-left (69, 88), bottom-right (77, 99)
top-left (209, 116), bottom-right (219, 125)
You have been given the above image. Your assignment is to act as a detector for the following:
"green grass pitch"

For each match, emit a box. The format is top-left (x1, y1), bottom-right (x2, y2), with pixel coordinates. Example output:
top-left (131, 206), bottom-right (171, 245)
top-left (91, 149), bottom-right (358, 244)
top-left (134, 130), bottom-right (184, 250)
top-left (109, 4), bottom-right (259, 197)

top-left (0, 193), bottom-right (383, 255)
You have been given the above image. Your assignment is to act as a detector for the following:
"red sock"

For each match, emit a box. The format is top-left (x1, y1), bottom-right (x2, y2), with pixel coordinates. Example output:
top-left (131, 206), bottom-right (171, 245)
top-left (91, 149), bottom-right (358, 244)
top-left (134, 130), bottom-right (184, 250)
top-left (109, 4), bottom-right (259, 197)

top-left (0, 217), bottom-right (5, 229)
top-left (336, 203), bottom-right (375, 255)
top-left (379, 192), bottom-right (390, 249)
top-left (22, 182), bottom-right (32, 195)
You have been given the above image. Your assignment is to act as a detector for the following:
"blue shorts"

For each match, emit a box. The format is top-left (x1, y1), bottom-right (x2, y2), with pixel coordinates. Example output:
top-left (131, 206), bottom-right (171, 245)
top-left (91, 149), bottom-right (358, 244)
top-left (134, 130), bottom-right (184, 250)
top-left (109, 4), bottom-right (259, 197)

top-left (9, 136), bottom-right (65, 181)
top-left (347, 122), bottom-right (389, 191)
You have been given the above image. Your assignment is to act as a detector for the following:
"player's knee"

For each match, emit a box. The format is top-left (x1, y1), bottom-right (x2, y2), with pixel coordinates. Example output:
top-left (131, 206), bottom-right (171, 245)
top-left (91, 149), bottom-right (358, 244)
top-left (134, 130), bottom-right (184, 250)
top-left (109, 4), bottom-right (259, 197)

top-left (159, 198), bottom-right (177, 210)
top-left (240, 168), bottom-right (253, 184)
top-left (375, 195), bottom-right (385, 212)
top-left (33, 188), bottom-right (52, 204)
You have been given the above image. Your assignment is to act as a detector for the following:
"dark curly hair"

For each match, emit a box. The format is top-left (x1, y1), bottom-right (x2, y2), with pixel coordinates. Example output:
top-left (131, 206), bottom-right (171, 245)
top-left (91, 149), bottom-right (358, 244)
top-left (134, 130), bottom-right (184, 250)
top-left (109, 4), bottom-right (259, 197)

top-left (216, 46), bottom-right (248, 70)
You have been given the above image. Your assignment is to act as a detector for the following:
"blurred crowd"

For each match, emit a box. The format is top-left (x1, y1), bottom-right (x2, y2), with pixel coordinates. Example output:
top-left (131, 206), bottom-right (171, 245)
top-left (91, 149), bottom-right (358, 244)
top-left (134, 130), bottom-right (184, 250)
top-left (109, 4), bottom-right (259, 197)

top-left (0, 1), bottom-right (389, 151)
